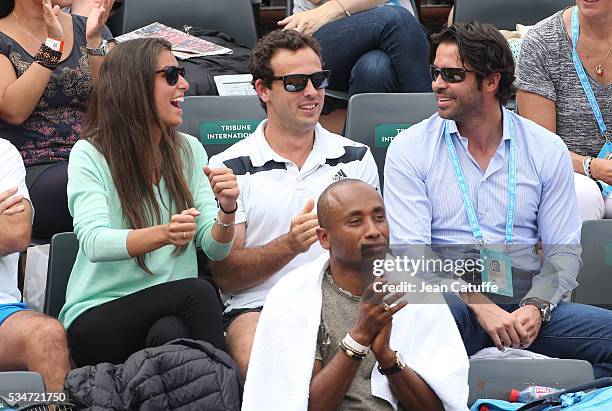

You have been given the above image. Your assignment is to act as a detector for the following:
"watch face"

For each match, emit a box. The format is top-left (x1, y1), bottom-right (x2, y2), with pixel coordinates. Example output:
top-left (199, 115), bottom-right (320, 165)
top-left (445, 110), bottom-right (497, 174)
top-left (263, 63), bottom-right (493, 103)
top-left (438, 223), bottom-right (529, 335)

top-left (87, 40), bottom-right (109, 56)
top-left (542, 305), bottom-right (552, 322)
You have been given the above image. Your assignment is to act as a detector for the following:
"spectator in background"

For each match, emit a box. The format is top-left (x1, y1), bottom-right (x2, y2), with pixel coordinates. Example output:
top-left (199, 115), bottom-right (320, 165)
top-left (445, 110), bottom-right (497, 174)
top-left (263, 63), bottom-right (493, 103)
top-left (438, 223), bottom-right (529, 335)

top-left (0, 138), bottom-right (71, 392)
top-left (0, 0), bottom-right (113, 240)
top-left (279, 0), bottom-right (430, 97)
top-left (516, 1), bottom-right (612, 220)
top-left (60, 38), bottom-right (238, 367)
top-left (208, 30), bottom-right (379, 379)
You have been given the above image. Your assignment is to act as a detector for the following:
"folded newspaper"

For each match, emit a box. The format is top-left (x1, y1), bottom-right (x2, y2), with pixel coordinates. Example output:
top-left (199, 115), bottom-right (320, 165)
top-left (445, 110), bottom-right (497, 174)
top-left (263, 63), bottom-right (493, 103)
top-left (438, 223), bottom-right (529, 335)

top-left (115, 22), bottom-right (232, 59)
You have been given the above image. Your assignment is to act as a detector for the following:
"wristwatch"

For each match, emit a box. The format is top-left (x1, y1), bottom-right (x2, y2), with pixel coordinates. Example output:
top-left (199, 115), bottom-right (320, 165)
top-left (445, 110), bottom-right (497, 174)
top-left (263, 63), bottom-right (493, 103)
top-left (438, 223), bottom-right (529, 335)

top-left (520, 298), bottom-right (552, 324)
top-left (377, 351), bottom-right (405, 376)
top-left (86, 39), bottom-right (110, 56)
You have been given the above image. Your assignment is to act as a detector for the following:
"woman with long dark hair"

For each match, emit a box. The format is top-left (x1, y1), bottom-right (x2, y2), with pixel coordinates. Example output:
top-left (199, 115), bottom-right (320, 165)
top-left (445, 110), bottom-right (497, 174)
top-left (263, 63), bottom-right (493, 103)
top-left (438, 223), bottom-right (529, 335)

top-left (0, 0), bottom-right (113, 239)
top-left (59, 38), bottom-right (238, 367)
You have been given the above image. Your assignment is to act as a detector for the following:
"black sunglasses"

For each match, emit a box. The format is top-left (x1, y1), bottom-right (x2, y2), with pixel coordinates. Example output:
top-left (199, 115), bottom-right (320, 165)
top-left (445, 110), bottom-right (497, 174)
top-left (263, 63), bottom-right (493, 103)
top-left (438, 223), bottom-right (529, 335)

top-left (155, 65), bottom-right (186, 86)
top-left (429, 65), bottom-right (474, 83)
top-left (270, 70), bottom-right (331, 92)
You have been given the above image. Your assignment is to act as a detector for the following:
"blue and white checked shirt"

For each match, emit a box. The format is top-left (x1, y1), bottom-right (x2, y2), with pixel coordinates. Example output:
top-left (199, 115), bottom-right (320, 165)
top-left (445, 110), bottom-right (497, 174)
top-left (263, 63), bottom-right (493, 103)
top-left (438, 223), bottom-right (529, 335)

top-left (384, 108), bottom-right (582, 304)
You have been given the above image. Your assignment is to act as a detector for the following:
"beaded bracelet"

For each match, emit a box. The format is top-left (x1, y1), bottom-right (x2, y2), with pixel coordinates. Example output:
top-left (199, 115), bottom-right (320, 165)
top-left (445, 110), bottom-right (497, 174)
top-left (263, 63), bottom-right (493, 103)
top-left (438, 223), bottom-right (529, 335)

top-left (34, 43), bottom-right (61, 71)
top-left (339, 340), bottom-right (366, 360)
top-left (342, 333), bottom-right (370, 355)
top-left (583, 156), bottom-right (594, 179)
top-left (214, 216), bottom-right (235, 231)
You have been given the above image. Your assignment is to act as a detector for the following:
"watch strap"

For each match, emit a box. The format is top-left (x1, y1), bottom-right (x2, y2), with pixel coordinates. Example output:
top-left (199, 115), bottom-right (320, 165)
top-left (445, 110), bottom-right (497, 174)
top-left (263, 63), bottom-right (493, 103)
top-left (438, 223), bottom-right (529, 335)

top-left (520, 298), bottom-right (552, 324)
top-left (377, 351), bottom-right (405, 375)
top-left (86, 39), bottom-right (109, 56)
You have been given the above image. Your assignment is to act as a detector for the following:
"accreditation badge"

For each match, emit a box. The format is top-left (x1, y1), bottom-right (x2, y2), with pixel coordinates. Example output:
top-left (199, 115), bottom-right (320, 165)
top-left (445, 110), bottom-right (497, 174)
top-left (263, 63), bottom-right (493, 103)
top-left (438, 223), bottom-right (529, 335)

top-left (480, 249), bottom-right (513, 297)
top-left (598, 141), bottom-right (612, 197)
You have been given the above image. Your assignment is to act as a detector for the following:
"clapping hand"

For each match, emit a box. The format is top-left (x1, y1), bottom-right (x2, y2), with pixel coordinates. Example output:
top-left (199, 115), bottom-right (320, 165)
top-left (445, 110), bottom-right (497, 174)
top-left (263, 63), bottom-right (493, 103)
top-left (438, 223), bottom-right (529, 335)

top-left (163, 208), bottom-right (200, 246)
top-left (86, 0), bottom-right (114, 43)
top-left (203, 167), bottom-right (239, 213)
top-left (287, 199), bottom-right (319, 254)
top-left (42, 0), bottom-right (63, 41)
top-left (350, 278), bottom-right (407, 351)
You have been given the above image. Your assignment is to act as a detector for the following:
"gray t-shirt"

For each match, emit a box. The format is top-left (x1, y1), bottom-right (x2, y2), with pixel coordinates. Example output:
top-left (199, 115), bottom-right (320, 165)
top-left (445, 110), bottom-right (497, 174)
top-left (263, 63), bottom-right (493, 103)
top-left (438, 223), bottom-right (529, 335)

top-left (515, 10), bottom-right (612, 157)
top-left (315, 272), bottom-right (402, 411)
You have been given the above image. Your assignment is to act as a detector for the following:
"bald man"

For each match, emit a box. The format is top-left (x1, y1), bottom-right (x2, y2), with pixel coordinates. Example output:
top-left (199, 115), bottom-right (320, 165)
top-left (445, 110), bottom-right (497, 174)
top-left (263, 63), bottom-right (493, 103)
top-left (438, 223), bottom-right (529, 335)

top-left (243, 180), bottom-right (469, 411)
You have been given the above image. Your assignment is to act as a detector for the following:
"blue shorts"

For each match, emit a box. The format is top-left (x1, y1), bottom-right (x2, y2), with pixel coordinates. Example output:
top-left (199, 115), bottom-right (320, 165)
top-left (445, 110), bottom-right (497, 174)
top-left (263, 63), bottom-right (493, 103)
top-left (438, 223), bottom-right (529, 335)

top-left (0, 303), bottom-right (29, 327)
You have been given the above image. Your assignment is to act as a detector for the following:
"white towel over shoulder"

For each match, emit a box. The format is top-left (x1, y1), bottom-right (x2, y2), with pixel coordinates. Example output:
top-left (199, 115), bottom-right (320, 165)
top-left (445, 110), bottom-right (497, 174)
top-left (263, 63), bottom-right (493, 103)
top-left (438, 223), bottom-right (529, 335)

top-left (243, 254), bottom-right (469, 411)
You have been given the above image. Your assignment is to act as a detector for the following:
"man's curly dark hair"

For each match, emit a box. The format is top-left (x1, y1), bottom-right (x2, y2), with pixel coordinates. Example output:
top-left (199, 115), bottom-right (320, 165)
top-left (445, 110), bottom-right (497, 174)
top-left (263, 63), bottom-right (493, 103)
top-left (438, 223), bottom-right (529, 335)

top-left (431, 22), bottom-right (516, 105)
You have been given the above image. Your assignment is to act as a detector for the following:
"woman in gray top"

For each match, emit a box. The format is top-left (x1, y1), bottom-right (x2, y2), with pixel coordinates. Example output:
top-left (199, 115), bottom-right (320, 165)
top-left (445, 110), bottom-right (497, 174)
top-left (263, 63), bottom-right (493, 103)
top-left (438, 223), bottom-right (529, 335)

top-left (516, 1), bottom-right (612, 220)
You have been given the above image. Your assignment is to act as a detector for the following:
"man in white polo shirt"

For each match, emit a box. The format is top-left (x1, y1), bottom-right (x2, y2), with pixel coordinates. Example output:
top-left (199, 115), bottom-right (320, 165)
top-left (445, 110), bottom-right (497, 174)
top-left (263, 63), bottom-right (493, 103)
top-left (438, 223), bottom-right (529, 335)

top-left (208, 29), bottom-right (379, 378)
top-left (0, 138), bottom-right (71, 393)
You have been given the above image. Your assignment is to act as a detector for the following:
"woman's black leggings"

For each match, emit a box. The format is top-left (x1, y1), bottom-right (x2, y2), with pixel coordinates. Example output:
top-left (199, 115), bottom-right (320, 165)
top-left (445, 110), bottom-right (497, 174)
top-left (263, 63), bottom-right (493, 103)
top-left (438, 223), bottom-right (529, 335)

top-left (26, 162), bottom-right (73, 240)
top-left (67, 278), bottom-right (227, 367)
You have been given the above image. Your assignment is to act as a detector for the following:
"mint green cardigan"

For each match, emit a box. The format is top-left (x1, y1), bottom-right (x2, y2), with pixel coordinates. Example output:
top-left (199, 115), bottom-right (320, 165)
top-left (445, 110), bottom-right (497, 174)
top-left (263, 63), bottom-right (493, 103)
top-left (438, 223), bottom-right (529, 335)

top-left (59, 133), bottom-right (232, 329)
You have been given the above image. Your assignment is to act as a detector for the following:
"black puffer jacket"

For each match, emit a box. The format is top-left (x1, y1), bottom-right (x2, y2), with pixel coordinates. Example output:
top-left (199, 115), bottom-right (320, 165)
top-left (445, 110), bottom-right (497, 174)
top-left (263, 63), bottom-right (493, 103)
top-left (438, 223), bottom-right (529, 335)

top-left (64, 339), bottom-right (242, 410)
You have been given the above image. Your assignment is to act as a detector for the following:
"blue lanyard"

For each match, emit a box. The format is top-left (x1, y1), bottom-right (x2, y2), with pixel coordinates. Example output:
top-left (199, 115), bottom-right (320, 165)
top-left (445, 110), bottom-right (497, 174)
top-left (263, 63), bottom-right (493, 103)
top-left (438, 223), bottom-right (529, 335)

top-left (443, 118), bottom-right (517, 246)
top-left (570, 6), bottom-right (608, 137)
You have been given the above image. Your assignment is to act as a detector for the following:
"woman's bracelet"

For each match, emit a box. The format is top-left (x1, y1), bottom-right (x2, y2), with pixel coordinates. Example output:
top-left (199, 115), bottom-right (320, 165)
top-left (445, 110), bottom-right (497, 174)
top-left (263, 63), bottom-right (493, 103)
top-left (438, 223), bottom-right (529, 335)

top-left (218, 200), bottom-right (238, 214)
top-left (335, 0), bottom-right (351, 17)
top-left (214, 216), bottom-right (235, 231)
top-left (583, 156), bottom-right (594, 179)
top-left (34, 43), bottom-right (61, 71)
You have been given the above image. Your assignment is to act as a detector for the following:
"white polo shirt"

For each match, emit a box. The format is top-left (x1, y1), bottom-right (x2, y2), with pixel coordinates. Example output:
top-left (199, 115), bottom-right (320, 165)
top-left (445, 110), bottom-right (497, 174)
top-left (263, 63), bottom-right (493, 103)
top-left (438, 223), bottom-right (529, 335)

top-left (209, 120), bottom-right (380, 312)
top-left (0, 139), bottom-right (31, 304)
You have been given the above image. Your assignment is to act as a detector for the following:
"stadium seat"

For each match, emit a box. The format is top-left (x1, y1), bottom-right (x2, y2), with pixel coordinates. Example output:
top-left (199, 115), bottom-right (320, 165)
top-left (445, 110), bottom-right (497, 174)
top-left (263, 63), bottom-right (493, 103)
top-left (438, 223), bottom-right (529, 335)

top-left (179, 95), bottom-right (267, 158)
top-left (116, 0), bottom-right (259, 48)
top-left (344, 92), bottom-right (437, 189)
top-left (468, 358), bottom-right (594, 406)
top-left (326, 90), bottom-right (349, 102)
top-left (573, 220), bottom-right (612, 310)
top-left (0, 371), bottom-right (45, 395)
top-left (286, 0), bottom-right (292, 17)
top-left (453, 0), bottom-right (575, 30)
top-left (44, 232), bottom-right (78, 318)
